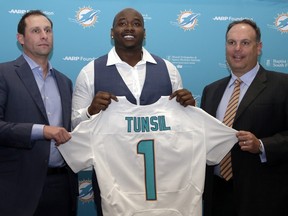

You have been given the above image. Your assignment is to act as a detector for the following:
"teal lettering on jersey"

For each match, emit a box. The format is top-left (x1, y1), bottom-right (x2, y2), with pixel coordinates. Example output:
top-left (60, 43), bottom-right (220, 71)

top-left (125, 115), bottom-right (171, 133)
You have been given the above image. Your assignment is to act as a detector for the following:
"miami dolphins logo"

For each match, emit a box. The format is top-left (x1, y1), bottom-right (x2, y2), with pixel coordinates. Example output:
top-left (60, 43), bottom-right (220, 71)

top-left (79, 179), bottom-right (94, 203)
top-left (177, 10), bottom-right (200, 31)
top-left (274, 13), bottom-right (288, 33)
top-left (69, 6), bottom-right (100, 28)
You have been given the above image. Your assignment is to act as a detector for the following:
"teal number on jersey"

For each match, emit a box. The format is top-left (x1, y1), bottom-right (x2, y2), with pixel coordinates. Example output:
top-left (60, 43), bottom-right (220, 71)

top-left (137, 140), bottom-right (157, 200)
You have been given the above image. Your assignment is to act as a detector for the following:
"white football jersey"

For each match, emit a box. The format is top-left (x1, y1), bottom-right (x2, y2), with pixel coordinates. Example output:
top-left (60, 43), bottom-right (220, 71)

top-left (59, 96), bottom-right (238, 216)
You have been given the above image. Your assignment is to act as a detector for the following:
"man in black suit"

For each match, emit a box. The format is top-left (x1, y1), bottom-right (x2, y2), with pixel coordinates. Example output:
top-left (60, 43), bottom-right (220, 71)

top-left (0, 10), bottom-right (78, 216)
top-left (201, 19), bottom-right (288, 216)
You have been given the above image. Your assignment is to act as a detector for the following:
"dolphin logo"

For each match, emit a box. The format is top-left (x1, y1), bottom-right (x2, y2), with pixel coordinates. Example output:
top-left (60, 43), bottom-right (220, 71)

top-left (78, 180), bottom-right (94, 203)
top-left (69, 7), bottom-right (100, 28)
top-left (277, 17), bottom-right (288, 28)
top-left (179, 13), bottom-right (200, 26)
top-left (174, 10), bottom-right (200, 31)
top-left (79, 183), bottom-right (93, 198)
top-left (78, 10), bottom-right (100, 24)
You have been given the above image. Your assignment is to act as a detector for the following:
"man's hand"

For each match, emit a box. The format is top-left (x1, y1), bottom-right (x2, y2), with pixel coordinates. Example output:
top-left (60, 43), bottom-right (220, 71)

top-left (43, 126), bottom-right (71, 146)
top-left (88, 91), bottom-right (118, 115)
top-left (237, 130), bottom-right (262, 154)
top-left (170, 89), bottom-right (195, 107)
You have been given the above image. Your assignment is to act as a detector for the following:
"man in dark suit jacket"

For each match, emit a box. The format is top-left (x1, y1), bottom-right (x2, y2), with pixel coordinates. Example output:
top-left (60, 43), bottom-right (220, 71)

top-left (201, 19), bottom-right (288, 216)
top-left (0, 10), bottom-right (78, 216)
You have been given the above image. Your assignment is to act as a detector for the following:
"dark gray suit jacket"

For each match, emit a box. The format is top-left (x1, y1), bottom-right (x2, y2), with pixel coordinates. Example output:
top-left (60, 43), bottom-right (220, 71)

top-left (0, 55), bottom-right (78, 216)
top-left (201, 65), bottom-right (288, 216)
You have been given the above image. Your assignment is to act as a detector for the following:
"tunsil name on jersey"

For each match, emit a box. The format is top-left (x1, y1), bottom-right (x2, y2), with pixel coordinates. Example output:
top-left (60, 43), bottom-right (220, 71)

top-left (125, 115), bottom-right (171, 133)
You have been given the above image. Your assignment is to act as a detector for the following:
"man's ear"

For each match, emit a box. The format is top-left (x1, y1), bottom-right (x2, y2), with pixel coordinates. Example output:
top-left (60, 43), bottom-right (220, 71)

top-left (17, 33), bottom-right (24, 46)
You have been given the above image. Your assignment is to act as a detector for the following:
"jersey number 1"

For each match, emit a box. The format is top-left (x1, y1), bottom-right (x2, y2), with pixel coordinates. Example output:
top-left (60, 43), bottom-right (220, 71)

top-left (137, 140), bottom-right (157, 200)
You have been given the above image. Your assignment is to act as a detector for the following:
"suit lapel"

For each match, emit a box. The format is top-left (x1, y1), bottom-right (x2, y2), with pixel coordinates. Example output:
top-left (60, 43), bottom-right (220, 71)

top-left (15, 57), bottom-right (49, 123)
top-left (234, 67), bottom-right (267, 122)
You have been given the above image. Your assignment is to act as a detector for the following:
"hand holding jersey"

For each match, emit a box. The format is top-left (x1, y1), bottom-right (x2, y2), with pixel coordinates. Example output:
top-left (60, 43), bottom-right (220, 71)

top-left (59, 96), bottom-right (238, 216)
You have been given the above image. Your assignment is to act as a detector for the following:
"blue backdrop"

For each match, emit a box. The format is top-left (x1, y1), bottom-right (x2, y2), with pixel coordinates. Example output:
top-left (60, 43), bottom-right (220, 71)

top-left (1, 0), bottom-right (287, 215)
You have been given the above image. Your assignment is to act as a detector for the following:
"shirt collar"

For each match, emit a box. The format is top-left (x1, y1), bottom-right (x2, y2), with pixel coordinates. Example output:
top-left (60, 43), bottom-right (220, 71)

top-left (106, 47), bottom-right (157, 66)
top-left (22, 53), bottom-right (53, 75)
top-left (229, 62), bottom-right (259, 87)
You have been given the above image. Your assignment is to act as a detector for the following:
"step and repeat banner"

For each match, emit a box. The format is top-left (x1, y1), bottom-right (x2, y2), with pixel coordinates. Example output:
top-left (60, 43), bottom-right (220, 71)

top-left (1, 0), bottom-right (287, 215)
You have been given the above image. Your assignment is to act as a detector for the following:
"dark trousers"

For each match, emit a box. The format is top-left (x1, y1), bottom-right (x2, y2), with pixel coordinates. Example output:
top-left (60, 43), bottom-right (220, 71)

top-left (211, 176), bottom-right (237, 216)
top-left (33, 169), bottom-right (77, 216)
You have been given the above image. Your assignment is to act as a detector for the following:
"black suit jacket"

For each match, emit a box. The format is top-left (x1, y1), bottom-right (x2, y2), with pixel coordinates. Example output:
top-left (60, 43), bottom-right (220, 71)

top-left (0, 56), bottom-right (78, 216)
top-left (201, 65), bottom-right (288, 216)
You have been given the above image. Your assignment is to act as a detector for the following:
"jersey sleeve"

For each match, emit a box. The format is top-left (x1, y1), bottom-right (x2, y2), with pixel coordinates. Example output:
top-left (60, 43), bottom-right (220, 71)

top-left (198, 108), bottom-right (238, 165)
top-left (58, 119), bottom-right (94, 173)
